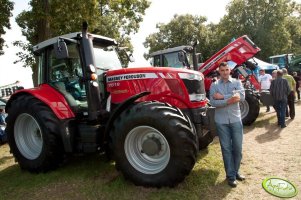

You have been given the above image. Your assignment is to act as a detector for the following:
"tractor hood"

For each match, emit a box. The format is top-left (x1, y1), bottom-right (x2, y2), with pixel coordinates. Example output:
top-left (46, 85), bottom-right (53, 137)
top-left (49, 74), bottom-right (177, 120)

top-left (106, 67), bottom-right (204, 79)
top-left (106, 67), bottom-right (207, 109)
top-left (199, 35), bottom-right (261, 76)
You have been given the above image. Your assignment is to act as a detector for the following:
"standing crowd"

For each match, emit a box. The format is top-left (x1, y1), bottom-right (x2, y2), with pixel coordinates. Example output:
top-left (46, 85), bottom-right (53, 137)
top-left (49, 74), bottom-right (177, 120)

top-left (259, 68), bottom-right (299, 128)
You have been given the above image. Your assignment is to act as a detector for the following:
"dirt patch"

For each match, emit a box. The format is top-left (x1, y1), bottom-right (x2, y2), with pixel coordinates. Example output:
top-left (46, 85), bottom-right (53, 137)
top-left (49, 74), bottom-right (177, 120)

top-left (223, 102), bottom-right (301, 200)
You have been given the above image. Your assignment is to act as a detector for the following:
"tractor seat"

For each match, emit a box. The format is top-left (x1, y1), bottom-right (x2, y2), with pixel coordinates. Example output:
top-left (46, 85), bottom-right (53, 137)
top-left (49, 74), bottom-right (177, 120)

top-left (52, 82), bottom-right (87, 111)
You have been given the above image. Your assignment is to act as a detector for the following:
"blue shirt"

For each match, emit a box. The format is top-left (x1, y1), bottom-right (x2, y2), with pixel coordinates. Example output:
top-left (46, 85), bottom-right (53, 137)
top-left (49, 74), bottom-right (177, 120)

top-left (209, 78), bottom-right (245, 124)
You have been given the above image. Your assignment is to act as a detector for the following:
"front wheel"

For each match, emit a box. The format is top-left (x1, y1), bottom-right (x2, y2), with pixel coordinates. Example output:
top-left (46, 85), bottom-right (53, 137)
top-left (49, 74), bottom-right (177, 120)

top-left (111, 102), bottom-right (197, 187)
top-left (6, 95), bottom-right (64, 172)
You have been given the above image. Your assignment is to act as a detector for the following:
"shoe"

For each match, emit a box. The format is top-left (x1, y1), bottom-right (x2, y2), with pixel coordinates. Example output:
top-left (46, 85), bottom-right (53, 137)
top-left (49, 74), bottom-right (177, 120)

top-left (281, 124), bottom-right (287, 128)
top-left (227, 180), bottom-right (238, 187)
top-left (236, 174), bottom-right (246, 181)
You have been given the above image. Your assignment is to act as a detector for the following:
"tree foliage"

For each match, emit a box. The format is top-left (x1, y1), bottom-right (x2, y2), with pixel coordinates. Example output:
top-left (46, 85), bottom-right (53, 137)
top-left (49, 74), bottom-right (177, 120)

top-left (17, 0), bottom-right (150, 45)
top-left (145, 0), bottom-right (301, 62)
top-left (144, 14), bottom-right (218, 60)
top-left (0, 0), bottom-right (14, 55)
top-left (216, 0), bottom-right (301, 60)
top-left (15, 0), bottom-right (150, 85)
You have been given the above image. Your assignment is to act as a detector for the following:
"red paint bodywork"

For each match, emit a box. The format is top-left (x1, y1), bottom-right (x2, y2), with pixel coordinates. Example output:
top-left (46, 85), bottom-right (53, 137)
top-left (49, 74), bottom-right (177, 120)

top-left (199, 35), bottom-right (261, 75)
top-left (10, 67), bottom-right (208, 119)
top-left (11, 84), bottom-right (75, 119)
top-left (198, 35), bottom-right (261, 91)
top-left (106, 67), bottom-right (208, 109)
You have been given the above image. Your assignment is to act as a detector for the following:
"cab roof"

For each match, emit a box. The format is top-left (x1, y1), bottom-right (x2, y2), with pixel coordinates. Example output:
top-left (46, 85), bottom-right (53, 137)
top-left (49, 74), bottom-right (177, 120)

top-left (268, 54), bottom-right (293, 59)
top-left (149, 45), bottom-right (192, 57)
top-left (33, 32), bottom-right (117, 54)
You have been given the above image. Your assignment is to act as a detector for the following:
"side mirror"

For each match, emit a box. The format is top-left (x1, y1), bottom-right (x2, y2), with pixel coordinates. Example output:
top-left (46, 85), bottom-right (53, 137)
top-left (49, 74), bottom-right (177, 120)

top-left (178, 51), bottom-right (185, 63)
top-left (128, 53), bottom-right (135, 63)
top-left (192, 40), bottom-right (199, 48)
top-left (54, 39), bottom-right (69, 59)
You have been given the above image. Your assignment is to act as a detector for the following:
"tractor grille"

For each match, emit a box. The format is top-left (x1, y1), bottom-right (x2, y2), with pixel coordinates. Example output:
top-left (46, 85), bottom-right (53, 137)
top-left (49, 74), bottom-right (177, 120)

top-left (182, 79), bottom-right (206, 102)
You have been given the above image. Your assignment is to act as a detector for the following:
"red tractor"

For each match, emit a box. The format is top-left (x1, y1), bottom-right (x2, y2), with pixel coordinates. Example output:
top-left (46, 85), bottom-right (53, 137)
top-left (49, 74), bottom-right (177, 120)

top-left (5, 23), bottom-right (215, 187)
top-left (149, 35), bottom-right (265, 125)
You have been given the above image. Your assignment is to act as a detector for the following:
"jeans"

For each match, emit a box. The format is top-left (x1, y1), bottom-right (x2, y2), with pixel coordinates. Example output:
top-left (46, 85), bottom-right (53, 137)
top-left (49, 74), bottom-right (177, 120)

top-left (275, 99), bottom-right (287, 126)
top-left (285, 91), bottom-right (295, 119)
top-left (216, 121), bottom-right (243, 181)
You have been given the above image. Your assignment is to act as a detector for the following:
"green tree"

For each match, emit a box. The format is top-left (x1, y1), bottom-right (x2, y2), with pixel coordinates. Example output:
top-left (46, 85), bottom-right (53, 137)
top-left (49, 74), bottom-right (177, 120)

top-left (285, 3), bottom-right (301, 54)
top-left (15, 0), bottom-right (150, 85)
top-left (217, 0), bottom-right (301, 60)
top-left (144, 14), bottom-right (218, 60)
top-left (0, 0), bottom-right (14, 55)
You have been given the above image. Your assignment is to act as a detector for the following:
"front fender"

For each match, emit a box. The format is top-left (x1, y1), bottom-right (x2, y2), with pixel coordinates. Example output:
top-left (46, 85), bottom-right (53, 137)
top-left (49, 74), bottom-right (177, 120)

top-left (6, 84), bottom-right (75, 119)
top-left (104, 91), bottom-right (150, 138)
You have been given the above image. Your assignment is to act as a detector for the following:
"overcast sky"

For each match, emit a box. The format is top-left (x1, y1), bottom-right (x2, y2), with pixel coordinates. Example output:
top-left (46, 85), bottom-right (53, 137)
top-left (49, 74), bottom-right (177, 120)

top-left (0, 0), bottom-right (232, 87)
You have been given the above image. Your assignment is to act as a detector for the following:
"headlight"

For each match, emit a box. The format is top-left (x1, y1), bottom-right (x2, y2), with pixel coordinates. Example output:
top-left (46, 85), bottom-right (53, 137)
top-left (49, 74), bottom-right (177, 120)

top-left (178, 72), bottom-right (202, 81)
top-left (189, 93), bottom-right (206, 102)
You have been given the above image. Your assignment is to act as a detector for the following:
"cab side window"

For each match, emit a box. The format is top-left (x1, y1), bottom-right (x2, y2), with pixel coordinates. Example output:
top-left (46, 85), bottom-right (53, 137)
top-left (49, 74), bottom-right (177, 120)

top-left (153, 55), bottom-right (161, 67)
top-left (48, 43), bottom-right (87, 106)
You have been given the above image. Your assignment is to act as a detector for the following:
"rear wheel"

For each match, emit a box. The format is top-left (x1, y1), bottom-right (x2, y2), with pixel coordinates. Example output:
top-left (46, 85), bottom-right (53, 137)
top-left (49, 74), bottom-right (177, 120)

top-left (111, 102), bottom-right (197, 187)
top-left (6, 95), bottom-right (64, 172)
top-left (241, 92), bottom-right (260, 125)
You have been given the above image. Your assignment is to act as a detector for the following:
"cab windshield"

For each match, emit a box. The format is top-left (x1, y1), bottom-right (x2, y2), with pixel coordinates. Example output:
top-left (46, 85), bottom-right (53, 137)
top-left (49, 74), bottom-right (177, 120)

top-left (93, 45), bottom-right (122, 74)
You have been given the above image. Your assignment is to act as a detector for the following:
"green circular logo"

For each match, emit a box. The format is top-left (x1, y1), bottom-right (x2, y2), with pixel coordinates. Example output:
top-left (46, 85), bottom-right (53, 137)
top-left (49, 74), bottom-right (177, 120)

top-left (262, 177), bottom-right (298, 198)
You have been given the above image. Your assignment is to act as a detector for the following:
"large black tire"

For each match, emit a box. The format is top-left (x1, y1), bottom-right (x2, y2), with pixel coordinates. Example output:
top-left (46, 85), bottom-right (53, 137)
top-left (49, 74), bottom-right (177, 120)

top-left (6, 95), bottom-right (64, 172)
top-left (111, 102), bottom-right (198, 187)
top-left (240, 92), bottom-right (260, 125)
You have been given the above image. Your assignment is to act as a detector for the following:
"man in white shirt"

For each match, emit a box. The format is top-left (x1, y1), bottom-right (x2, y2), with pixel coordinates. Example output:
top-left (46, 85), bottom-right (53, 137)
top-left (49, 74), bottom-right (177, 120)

top-left (258, 69), bottom-right (273, 112)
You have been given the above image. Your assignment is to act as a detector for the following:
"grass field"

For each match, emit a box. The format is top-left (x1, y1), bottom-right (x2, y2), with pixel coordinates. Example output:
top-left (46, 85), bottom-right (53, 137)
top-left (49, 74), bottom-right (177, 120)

top-left (0, 140), bottom-right (230, 200)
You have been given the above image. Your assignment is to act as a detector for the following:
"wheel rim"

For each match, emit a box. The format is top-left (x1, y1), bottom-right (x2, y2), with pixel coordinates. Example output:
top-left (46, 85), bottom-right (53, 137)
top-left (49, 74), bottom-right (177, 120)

top-left (240, 100), bottom-right (249, 120)
top-left (124, 126), bottom-right (170, 174)
top-left (14, 113), bottom-right (43, 160)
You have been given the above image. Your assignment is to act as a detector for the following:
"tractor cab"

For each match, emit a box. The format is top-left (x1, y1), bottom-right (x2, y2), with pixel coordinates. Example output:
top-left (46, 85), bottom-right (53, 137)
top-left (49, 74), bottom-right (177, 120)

top-left (33, 32), bottom-right (122, 116)
top-left (149, 46), bottom-right (194, 68)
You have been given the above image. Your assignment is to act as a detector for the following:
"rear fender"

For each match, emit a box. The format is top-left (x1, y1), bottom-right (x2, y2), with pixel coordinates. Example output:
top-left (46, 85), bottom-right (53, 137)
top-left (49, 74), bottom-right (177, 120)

top-left (6, 84), bottom-right (75, 120)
